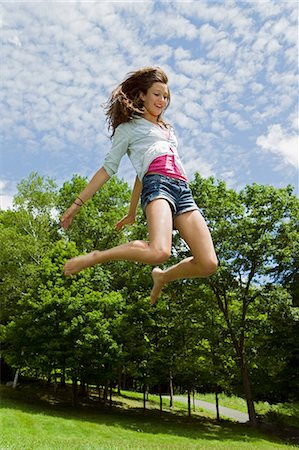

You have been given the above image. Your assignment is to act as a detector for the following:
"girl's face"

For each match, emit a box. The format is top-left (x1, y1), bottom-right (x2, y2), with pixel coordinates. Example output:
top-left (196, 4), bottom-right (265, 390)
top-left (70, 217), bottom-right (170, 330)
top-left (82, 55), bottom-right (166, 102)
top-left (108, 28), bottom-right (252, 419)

top-left (140, 82), bottom-right (169, 123)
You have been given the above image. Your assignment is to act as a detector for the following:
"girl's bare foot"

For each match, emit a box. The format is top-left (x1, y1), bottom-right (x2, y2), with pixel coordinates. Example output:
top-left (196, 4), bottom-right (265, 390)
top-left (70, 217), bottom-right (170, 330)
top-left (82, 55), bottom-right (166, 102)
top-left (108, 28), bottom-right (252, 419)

top-left (64, 252), bottom-right (100, 276)
top-left (150, 267), bottom-right (165, 305)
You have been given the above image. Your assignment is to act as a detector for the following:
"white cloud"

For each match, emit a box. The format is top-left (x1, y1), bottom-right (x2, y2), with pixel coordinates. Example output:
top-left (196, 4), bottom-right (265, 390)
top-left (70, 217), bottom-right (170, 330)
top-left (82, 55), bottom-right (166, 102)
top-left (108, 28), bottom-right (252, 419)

top-left (181, 147), bottom-right (214, 180)
top-left (174, 47), bottom-right (191, 61)
top-left (250, 82), bottom-right (264, 94)
top-left (256, 124), bottom-right (299, 169)
top-left (0, 180), bottom-right (15, 210)
top-left (227, 112), bottom-right (251, 131)
top-left (0, 180), bottom-right (6, 191)
top-left (199, 23), bottom-right (226, 44)
top-left (290, 112), bottom-right (299, 131)
top-left (143, 11), bottom-right (199, 40)
top-left (0, 194), bottom-right (14, 210)
top-left (207, 39), bottom-right (237, 61)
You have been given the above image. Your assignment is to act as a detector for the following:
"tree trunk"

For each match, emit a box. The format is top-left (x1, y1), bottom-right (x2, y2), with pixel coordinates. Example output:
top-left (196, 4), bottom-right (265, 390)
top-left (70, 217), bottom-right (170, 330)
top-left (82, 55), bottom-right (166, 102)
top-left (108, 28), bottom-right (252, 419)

top-left (143, 383), bottom-right (146, 412)
top-left (187, 387), bottom-right (191, 417)
top-left (53, 372), bottom-right (58, 396)
top-left (104, 384), bottom-right (108, 405)
top-left (12, 368), bottom-right (19, 388)
top-left (61, 363), bottom-right (66, 388)
top-left (192, 389), bottom-right (196, 412)
top-left (169, 370), bottom-right (174, 408)
top-left (79, 379), bottom-right (86, 397)
top-left (109, 380), bottom-right (113, 408)
top-left (72, 378), bottom-right (78, 407)
top-left (240, 354), bottom-right (257, 426)
top-left (117, 367), bottom-right (122, 395)
top-left (159, 384), bottom-right (163, 416)
top-left (215, 390), bottom-right (220, 421)
top-left (97, 385), bottom-right (102, 402)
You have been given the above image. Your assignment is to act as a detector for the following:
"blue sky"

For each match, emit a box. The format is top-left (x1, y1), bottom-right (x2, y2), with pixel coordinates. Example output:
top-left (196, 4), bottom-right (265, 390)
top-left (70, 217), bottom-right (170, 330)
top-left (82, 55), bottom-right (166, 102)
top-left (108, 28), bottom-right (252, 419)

top-left (1, 0), bottom-right (298, 209)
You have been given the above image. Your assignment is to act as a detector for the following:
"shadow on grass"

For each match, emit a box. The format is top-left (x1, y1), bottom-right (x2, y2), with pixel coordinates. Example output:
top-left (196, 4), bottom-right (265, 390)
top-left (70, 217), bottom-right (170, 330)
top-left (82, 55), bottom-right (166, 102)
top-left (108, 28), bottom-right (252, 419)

top-left (259, 408), bottom-right (299, 430)
top-left (0, 384), bottom-right (298, 447)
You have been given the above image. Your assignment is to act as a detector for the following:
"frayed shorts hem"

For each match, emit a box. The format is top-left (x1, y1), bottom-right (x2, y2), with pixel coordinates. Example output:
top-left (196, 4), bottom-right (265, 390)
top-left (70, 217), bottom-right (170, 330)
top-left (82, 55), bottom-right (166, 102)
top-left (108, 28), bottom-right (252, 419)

top-left (141, 174), bottom-right (200, 218)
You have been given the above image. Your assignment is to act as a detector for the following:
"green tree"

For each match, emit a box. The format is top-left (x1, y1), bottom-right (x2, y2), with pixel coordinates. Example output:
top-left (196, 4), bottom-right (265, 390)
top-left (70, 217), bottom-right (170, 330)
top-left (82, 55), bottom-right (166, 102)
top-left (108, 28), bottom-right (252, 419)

top-left (1, 239), bottom-right (125, 396)
top-left (0, 173), bottom-right (58, 325)
top-left (246, 285), bottom-right (299, 402)
top-left (57, 175), bottom-right (133, 253)
top-left (190, 175), bottom-right (298, 425)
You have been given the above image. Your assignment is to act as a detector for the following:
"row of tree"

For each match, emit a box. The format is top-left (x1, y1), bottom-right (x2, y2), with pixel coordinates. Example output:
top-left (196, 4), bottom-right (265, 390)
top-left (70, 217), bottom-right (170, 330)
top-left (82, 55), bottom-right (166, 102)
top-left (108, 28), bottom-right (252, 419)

top-left (0, 172), bottom-right (298, 426)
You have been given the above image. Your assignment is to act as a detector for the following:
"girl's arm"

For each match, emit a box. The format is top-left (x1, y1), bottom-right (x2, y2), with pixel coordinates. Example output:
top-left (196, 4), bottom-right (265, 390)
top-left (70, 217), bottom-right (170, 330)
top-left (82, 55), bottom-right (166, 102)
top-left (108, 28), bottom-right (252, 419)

top-left (115, 176), bottom-right (142, 230)
top-left (60, 167), bottom-right (110, 230)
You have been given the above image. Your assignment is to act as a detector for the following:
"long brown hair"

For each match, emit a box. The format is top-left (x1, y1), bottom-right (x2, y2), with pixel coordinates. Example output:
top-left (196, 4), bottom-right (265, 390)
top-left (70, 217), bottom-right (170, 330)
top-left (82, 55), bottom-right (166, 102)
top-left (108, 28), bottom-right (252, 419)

top-left (105, 67), bottom-right (170, 136)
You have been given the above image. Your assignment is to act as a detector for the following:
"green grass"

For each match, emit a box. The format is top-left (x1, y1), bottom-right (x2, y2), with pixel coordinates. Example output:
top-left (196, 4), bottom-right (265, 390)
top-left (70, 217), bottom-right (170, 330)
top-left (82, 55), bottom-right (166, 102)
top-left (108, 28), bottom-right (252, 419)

top-left (192, 392), bottom-right (299, 428)
top-left (195, 392), bottom-right (248, 413)
top-left (255, 403), bottom-right (299, 429)
top-left (120, 390), bottom-right (299, 429)
top-left (119, 390), bottom-right (216, 418)
top-left (0, 386), bottom-right (298, 449)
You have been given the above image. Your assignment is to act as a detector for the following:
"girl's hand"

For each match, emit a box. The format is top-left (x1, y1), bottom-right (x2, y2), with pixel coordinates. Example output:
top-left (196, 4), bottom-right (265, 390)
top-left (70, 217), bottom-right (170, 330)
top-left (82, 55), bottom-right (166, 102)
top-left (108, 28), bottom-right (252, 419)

top-left (115, 214), bottom-right (136, 231)
top-left (60, 204), bottom-right (80, 230)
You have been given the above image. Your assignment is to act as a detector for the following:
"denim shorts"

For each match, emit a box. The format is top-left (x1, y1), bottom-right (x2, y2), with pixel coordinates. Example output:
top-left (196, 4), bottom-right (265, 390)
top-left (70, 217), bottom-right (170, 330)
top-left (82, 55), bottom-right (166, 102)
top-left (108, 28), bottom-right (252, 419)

top-left (141, 173), bottom-right (199, 218)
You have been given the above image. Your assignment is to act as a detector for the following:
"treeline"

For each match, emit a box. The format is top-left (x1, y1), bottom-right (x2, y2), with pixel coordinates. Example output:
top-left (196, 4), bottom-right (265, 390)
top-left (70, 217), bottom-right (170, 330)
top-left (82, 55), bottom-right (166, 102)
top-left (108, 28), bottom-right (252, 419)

top-left (0, 172), bottom-right (298, 425)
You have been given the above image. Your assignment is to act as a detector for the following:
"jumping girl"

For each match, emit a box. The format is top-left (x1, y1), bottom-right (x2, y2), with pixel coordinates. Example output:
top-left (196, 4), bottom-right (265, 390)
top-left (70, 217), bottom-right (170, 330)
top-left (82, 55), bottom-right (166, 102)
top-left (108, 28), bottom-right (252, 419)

top-left (61, 67), bottom-right (218, 304)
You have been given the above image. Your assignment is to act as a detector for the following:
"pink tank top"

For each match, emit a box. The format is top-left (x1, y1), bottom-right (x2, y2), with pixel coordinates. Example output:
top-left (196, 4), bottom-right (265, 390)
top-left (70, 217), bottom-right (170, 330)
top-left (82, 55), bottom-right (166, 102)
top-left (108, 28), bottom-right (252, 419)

top-left (147, 151), bottom-right (187, 182)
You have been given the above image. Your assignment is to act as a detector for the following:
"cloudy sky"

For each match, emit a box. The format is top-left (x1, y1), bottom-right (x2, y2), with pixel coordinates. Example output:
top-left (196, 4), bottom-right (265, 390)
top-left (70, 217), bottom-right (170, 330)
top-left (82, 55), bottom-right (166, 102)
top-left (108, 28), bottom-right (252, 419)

top-left (1, 0), bottom-right (298, 209)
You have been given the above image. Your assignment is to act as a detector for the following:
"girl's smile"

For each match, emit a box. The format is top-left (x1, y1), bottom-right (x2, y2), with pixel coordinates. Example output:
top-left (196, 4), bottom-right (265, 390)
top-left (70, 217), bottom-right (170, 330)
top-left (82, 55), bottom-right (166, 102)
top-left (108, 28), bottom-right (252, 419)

top-left (141, 82), bottom-right (169, 123)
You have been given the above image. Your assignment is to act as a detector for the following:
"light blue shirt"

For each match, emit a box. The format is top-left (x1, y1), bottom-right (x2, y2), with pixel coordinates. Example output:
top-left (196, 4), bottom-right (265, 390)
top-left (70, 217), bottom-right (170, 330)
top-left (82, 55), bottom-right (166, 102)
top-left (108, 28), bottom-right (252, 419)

top-left (103, 117), bottom-right (187, 181)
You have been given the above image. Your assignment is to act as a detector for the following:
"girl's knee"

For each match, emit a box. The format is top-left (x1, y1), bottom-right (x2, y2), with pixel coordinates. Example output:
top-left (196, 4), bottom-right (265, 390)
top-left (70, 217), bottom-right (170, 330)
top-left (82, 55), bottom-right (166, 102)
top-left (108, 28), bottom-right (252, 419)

top-left (195, 255), bottom-right (218, 277)
top-left (130, 240), bottom-right (170, 264)
top-left (148, 246), bottom-right (171, 265)
top-left (152, 248), bottom-right (171, 265)
top-left (204, 256), bottom-right (218, 276)
top-left (205, 257), bottom-right (218, 276)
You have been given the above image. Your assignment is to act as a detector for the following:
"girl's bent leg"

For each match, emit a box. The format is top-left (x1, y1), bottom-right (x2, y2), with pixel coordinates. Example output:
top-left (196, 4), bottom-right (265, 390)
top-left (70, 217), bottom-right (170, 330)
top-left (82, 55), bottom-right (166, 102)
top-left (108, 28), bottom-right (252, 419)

top-left (64, 199), bottom-right (173, 276)
top-left (150, 210), bottom-right (218, 304)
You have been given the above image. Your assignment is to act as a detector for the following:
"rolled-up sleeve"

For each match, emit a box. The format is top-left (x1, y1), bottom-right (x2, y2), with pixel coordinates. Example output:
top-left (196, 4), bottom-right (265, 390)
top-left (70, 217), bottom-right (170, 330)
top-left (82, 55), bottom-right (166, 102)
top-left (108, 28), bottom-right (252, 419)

top-left (103, 125), bottom-right (129, 177)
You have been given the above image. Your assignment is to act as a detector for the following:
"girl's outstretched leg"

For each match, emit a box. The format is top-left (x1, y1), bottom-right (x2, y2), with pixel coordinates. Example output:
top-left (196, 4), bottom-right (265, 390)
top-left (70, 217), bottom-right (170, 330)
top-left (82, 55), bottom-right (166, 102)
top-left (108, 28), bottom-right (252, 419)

top-left (64, 199), bottom-right (173, 276)
top-left (64, 252), bottom-right (101, 275)
top-left (150, 209), bottom-right (218, 304)
top-left (64, 241), bottom-right (151, 275)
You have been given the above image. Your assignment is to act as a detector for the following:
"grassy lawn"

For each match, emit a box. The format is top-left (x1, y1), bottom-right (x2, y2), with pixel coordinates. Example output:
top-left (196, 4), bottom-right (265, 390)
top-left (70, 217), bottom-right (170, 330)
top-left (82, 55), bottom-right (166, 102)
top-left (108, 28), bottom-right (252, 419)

top-left (195, 392), bottom-right (248, 413)
top-left (0, 385), bottom-right (298, 449)
top-left (120, 389), bottom-right (299, 429)
top-left (192, 392), bottom-right (299, 428)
